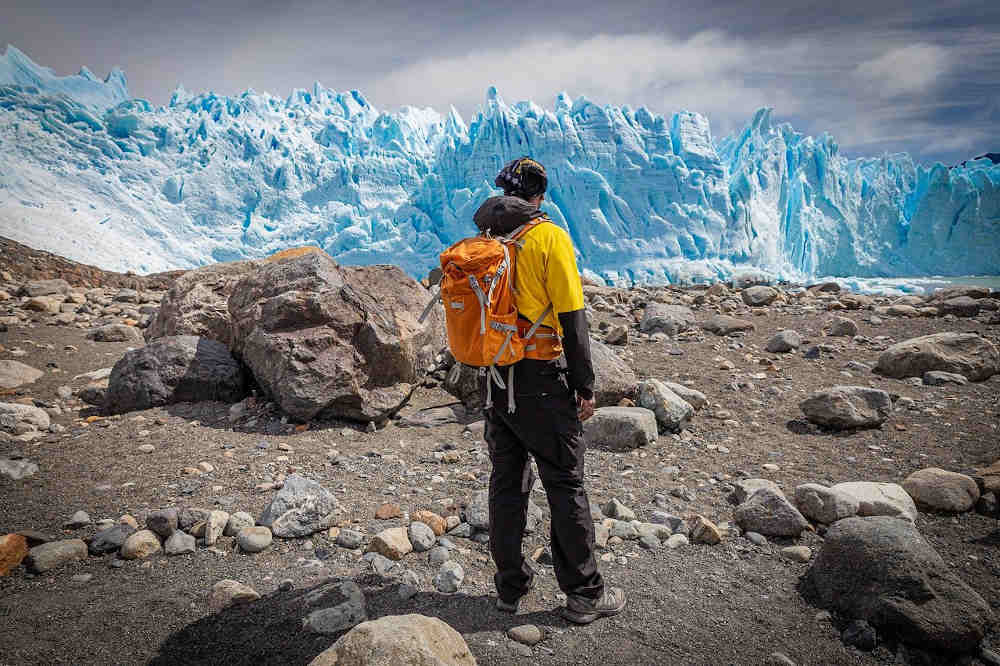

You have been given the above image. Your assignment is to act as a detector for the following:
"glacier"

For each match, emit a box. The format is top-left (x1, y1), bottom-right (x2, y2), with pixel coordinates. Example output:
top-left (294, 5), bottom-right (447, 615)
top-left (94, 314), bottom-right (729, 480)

top-left (0, 45), bottom-right (997, 283)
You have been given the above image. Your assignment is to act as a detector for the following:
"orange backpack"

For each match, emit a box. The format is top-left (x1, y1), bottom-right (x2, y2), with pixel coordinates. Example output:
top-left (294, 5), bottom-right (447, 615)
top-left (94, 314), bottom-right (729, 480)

top-left (420, 219), bottom-right (554, 412)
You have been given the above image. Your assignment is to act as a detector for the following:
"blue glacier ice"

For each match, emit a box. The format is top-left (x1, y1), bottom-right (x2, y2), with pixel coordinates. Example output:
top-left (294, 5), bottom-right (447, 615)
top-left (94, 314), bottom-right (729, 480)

top-left (0, 45), bottom-right (997, 282)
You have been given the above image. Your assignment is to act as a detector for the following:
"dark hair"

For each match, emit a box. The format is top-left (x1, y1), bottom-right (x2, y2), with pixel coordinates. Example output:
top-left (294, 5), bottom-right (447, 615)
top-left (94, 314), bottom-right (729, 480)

top-left (495, 157), bottom-right (547, 199)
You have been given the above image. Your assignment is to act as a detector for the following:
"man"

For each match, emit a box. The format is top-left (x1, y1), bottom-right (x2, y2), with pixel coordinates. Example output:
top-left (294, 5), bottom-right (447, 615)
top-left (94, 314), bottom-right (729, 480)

top-left (472, 157), bottom-right (626, 624)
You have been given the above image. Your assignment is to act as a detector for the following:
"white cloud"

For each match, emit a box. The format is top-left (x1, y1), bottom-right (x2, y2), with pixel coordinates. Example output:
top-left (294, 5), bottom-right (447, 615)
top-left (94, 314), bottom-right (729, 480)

top-left (853, 43), bottom-right (951, 97)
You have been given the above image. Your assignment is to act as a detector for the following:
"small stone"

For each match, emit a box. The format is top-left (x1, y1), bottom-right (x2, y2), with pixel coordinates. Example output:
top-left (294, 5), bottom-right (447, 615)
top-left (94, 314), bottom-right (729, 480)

top-left (164, 531), bottom-right (196, 555)
top-left (408, 522), bottom-right (436, 552)
top-left (197, 462), bottom-right (215, 473)
top-left (428, 546), bottom-right (450, 566)
top-left (375, 503), bottom-right (403, 520)
top-left (87, 524), bottom-right (136, 555)
top-left (367, 527), bottom-right (413, 560)
top-left (448, 523), bottom-right (473, 538)
top-left (204, 510), bottom-right (229, 546)
top-left (363, 552), bottom-right (398, 575)
top-left (781, 546), bottom-right (812, 563)
top-left (238, 527), bottom-right (273, 553)
top-left (336, 529), bottom-right (363, 550)
top-left (665, 534), bottom-right (689, 549)
top-left (0, 533), bottom-right (29, 576)
top-left (769, 652), bottom-right (797, 666)
top-left (137, 444), bottom-right (155, 453)
top-left (224, 511), bottom-right (255, 537)
top-left (121, 530), bottom-right (161, 559)
top-left (410, 510), bottom-right (447, 536)
top-left (746, 531), bottom-right (768, 546)
top-left (63, 510), bottom-right (91, 529)
top-left (508, 624), bottom-right (543, 646)
top-left (119, 514), bottom-right (139, 530)
top-left (842, 619), bottom-right (877, 651)
top-left (602, 498), bottom-right (636, 521)
top-left (433, 560), bottom-right (464, 593)
top-left (210, 579), bottom-right (260, 610)
top-left (687, 515), bottom-right (722, 545)
top-left (71, 573), bottom-right (93, 584)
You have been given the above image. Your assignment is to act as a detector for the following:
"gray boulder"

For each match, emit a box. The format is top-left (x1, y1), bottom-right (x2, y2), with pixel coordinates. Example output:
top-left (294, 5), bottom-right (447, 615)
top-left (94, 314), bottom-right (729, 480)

top-left (734, 487), bottom-right (811, 537)
top-left (765, 330), bottom-right (801, 353)
top-left (0, 360), bottom-right (43, 389)
top-left (639, 304), bottom-right (694, 336)
top-left (0, 402), bottom-right (50, 434)
top-left (582, 407), bottom-right (657, 450)
top-left (742, 286), bottom-right (779, 307)
top-left (257, 474), bottom-right (340, 537)
top-left (590, 340), bottom-right (637, 407)
top-left (637, 379), bottom-right (693, 433)
top-left (831, 482), bottom-right (918, 522)
top-left (799, 386), bottom-right (891, 430)
top-left (922, 371), bottom-right (968, 386)
top-left (936, 296), bottom-right (980, 317)
top-left (794, 483), bottom-right (860, 524)
top-left (25, 539), bottom-right (87, 573)
top-left (663, 382), bottom-right (707, 410)
top-left (86, 324), bottom-right (144, 343)
top-left (805, 516), bottom-right (993, 653)
top-left (701, 315), bottom-right (755, 336)
top-left (145, 259), bottom-right (262, 346)
top-left (303, 581), bottom-right (367, 635)
top-left (227, 251), bottom-right (443, 422)
top-left (106, 336), bottom-right (247, 413)
top-left (728, 478), bottom-right (782, 506)
top-left (20, 279), bottom-right (71, 297)
top-left (87, 524), bottom-right (136, 555)
top-left (902, 468), bottom-right (980, 513)
top-left (875, 332), bottom-right (999, 382)
top-left (828, 317), bottom-right (859, 337)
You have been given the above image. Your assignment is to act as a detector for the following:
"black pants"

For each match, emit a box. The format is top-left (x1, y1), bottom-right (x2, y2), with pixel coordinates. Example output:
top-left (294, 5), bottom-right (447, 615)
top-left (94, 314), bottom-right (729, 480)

top-left (484, 359), bottom-right (604, 604)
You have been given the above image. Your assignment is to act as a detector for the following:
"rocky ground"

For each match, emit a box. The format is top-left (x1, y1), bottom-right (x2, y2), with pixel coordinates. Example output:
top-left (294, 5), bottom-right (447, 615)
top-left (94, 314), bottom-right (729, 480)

top-left (0, 252), bottom-right (998, 666)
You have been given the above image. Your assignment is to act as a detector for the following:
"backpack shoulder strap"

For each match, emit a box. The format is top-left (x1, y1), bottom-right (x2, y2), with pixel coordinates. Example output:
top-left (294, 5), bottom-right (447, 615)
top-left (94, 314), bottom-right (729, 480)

top-left (503, 215), bottom-right (550, 244)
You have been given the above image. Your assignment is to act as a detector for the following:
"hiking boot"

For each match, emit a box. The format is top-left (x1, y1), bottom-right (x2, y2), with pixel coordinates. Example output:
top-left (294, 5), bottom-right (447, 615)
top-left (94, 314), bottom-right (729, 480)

top-left (496, 575), bottom-right (535, 613)
top-left (561, 587), bottom-right (626, 624)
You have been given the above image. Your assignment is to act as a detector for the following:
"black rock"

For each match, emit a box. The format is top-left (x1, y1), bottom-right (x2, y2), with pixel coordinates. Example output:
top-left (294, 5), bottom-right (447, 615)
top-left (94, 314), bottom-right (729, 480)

top-left (842, 619), bottom-right (877, 651)
top-left (88, 524), bottom-right (137, 556)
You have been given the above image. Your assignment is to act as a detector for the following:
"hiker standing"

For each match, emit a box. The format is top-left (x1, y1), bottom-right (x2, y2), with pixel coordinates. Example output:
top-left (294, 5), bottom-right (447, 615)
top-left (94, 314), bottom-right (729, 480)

top-left (469, 157), bottom-right (626, 624)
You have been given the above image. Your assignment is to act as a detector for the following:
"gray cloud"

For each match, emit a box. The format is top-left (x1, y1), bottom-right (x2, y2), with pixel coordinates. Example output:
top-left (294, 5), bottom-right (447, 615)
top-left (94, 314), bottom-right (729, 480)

top-left (2, 0), bottom-right (998, 164)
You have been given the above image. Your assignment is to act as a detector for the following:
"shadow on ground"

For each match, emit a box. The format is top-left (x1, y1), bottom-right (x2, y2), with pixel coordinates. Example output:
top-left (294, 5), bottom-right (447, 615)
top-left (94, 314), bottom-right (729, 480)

top-left (149, 574), bottom-right (568, 666)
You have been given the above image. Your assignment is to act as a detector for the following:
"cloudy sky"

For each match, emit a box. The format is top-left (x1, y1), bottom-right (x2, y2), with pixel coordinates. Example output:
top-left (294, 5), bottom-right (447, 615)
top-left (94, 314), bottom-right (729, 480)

top-left (3, 0), bottom-right (998, 164)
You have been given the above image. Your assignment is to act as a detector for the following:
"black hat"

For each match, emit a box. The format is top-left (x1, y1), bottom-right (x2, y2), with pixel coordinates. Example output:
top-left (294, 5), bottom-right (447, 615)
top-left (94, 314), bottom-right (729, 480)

top-left (495, 157), bottom-right (547, 199)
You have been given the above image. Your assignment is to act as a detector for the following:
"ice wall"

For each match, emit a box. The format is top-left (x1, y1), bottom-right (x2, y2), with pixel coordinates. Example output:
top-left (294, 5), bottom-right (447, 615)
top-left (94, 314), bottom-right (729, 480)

top-left (1, 46), bottom-right (997, 281)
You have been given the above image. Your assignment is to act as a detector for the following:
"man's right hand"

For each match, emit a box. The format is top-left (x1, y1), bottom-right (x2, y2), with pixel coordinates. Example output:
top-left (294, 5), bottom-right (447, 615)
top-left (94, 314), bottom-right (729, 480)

top-left (576, 395), bottom-right (595, 422)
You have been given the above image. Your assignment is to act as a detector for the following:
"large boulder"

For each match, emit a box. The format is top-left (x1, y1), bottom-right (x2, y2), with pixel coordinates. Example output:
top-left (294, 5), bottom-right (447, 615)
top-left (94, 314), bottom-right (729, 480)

top-left (701, 315), bottom-right (755, 337)
top-left (831, 482), bottom-right (918, 522)
top-left (639, 304), bottom-right (694, 336)
top-left (733, 487), bottom-right (811, 537)
top-left (443, 363), bottom-right (481, 411)
top-left (257, 474), bottom-right (340, 537)
top-left (308, 614), bottom-right (476, 666)
top-left (106, 336), bottom-right (247, 414)
top-left (799, 386), bottom-right (891, 430)
top-left (742, 286), bottom-right (778, 307)
top-left (0, 361), bottom-right (43, 389)
top-left (637, 379), bottom-right (693, 433)
top-left (227, 251), bottom-right (442, 422)
top-left (145, 259), bottom-right (262, 346)
top-left (19, 279), bottom-right (71, 297)
top-left (902, 468), bottom-right (980, 513)
top-left (805, 516), bottom-right (994, 653)
top-left (0, 402), bottom-right (50, 433)
top-left (86, 324), bottom-right (144, 343)
top-left (794, 483), bottom-right (860, 524)
top-left (936, 296), bottom-right (981, 318)
top-left (582, 407), bottom-right (657, 450)
top-left (875, 332), bottom-right (999, 382)
top-left (590, 339), bottom-right (637, 406)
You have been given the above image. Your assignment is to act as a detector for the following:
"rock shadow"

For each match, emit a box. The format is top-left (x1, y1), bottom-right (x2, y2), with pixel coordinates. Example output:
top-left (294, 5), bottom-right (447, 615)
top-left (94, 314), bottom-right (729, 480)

top-left (149, 574), bottom-right (567, 666)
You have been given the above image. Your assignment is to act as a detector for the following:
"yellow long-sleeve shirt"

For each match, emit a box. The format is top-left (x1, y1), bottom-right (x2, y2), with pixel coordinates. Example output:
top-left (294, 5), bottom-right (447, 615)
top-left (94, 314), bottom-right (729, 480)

top-left (514, 221), bottom-right (585, 334)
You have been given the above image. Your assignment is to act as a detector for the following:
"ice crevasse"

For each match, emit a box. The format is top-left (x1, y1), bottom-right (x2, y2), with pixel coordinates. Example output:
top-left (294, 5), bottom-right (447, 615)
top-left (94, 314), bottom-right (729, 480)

top-left (0, 46), bottom-right (997, 282)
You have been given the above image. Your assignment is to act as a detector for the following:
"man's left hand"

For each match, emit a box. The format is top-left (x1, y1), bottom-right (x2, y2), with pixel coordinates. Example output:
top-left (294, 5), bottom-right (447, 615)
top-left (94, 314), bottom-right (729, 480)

top-left (577, 395), bottom-right (595, 422)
